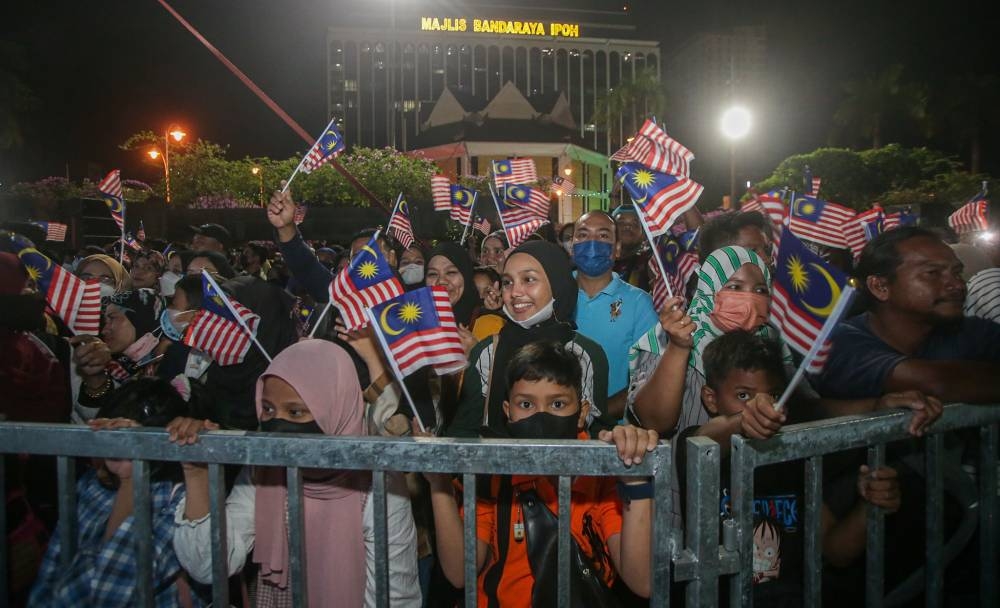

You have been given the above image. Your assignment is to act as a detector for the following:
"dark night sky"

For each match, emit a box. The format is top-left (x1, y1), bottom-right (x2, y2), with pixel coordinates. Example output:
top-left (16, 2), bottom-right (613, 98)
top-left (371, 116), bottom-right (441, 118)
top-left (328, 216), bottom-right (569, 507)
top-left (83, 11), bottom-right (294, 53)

top-left (2, 0), bottom-right (997, 192)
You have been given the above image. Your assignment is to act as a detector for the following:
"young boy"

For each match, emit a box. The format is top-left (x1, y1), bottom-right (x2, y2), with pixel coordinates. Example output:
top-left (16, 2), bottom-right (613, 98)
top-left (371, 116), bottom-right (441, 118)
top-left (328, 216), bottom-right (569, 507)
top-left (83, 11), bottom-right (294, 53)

top-left (425, 341), bottom-right (659, 605)
top-left (678, 331), bottom-right (902, 605)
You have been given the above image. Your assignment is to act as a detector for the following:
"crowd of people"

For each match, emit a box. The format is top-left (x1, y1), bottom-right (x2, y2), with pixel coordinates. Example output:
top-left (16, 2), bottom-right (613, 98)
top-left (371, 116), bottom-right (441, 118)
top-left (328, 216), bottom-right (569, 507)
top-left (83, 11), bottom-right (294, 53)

top-left (1, 183), bottom-right (999, 607)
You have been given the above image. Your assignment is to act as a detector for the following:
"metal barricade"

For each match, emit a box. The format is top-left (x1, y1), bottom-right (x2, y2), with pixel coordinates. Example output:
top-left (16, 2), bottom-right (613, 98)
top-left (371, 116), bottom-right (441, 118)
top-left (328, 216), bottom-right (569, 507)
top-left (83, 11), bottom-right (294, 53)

top-left (677, 403), bottom-right (999, 608)
top-left (0, 424), bottom-right (672, 608)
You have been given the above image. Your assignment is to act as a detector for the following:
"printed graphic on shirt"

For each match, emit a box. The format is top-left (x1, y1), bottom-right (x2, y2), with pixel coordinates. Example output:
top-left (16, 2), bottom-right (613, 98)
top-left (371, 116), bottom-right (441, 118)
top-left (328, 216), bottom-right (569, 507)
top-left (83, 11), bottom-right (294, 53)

top-left (610, 298), bottom-right (623, 322)
top-left (750, 493), bottom-right (798, 585)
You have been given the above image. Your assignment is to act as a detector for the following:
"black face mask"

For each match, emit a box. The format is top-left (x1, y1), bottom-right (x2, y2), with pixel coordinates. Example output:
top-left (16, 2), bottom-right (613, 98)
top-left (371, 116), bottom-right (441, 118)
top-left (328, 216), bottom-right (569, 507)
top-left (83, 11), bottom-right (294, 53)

top-left (506, 412), bottom-right (579, 440)
top-left (260, 418), bottom-right (324, 435)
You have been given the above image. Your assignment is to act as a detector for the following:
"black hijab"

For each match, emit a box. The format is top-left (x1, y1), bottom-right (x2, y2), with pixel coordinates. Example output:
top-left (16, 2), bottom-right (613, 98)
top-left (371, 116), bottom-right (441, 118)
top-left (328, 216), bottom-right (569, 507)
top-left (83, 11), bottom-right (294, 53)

top-left (428, 241), bottom-right (481, 326)
top-left (204, 276), bottom-right (298, 430)
top-left (483, 240), bottom-right (578, 436)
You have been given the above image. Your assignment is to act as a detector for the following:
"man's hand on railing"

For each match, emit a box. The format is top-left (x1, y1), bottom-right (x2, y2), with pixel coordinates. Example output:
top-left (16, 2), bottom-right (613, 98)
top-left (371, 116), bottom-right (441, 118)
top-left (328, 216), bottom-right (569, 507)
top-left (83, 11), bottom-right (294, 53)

top-left (857, 465), bottom-right (901, 513)
top-left (166, 416), bottom-right (220, 445)
top-left (875, 391), bottom-right (942, 437)
top-left (739, 393), bottom-right (786, 440)
top-left (597, 424), bottom-right (659, 468)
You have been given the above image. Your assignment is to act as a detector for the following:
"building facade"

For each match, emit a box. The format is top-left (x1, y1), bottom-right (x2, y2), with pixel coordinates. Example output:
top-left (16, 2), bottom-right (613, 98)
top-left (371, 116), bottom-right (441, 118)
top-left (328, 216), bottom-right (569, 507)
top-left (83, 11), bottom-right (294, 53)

top-left (326, 5), bottom-right (660, 156)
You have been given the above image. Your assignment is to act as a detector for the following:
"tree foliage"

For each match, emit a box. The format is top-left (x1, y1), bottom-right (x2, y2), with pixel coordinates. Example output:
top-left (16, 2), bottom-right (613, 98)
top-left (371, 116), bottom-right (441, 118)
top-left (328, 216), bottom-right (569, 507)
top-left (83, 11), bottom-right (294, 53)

top-left (754, 144), bottom-right (993, 210)
top-left (833, 65), bottom-right (929, 149)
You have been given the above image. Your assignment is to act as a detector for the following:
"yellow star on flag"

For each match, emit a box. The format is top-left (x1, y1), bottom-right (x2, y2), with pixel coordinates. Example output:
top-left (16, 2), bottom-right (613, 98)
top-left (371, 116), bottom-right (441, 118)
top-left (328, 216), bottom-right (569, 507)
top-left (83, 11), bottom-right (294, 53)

top-left (399, 302), bottom-right (422, 324)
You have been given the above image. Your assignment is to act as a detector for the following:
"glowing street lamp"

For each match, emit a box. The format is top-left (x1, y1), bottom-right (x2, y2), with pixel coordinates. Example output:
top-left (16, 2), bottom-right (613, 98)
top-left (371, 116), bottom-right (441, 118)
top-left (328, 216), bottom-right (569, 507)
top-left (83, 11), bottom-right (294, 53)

top-left (251, 166), bottom-right (264, 206)
top-left (720, 106), bottom-right (752, 208)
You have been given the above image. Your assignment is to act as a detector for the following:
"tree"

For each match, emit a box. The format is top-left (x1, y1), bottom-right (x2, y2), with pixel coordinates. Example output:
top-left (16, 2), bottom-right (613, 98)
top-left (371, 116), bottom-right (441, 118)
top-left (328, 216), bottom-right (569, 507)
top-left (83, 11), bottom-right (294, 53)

top-left (833, 65), bottom-right (929, 149)
top-left (0, 40), bottom-right (36, 151)
top-left (594, 68), bottom-right (667, 148)
top-left (931, 73), bottom-right (1000, 174)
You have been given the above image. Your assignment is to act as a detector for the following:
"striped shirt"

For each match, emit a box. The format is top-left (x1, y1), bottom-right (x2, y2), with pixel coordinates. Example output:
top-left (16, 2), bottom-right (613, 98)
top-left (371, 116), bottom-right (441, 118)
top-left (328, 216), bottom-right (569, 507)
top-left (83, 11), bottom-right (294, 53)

top-left (965, 268), bottom-right (1000, 324)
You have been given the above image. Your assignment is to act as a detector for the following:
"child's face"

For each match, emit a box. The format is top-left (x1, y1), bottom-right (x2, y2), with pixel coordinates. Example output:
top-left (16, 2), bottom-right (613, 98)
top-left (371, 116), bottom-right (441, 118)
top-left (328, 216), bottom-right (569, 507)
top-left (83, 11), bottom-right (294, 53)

top-left (702, 369), bottom-right (781, 417)
top-left (503, 378), bottom-right (588, 430)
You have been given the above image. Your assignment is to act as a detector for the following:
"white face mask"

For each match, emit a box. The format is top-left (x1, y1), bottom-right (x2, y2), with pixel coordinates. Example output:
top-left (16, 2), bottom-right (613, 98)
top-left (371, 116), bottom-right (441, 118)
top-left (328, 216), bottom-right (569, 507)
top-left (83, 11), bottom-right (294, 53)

top-left (503, 298), bottom-right (555, 329)
top-left (399, 263), bottom-right (424, 285)
top-left (98, 282), bottom-right (117, 299)
top-left (159, 271), bottom-right (182, 296)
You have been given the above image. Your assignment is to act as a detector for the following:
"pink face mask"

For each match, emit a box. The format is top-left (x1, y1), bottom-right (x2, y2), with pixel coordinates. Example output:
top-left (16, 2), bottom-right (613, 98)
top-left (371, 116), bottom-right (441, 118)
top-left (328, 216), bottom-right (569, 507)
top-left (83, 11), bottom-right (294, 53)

top-left (122, 332), bottom-right (160, 363)
top-left (710, 290), bottom-right (770, 332)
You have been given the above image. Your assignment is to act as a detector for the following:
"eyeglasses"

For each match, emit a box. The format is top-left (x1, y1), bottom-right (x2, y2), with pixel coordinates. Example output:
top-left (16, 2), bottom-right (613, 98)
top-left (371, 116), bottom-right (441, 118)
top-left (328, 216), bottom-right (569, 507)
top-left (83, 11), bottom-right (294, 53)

top-left (79, 273), bottom-right (116, 286)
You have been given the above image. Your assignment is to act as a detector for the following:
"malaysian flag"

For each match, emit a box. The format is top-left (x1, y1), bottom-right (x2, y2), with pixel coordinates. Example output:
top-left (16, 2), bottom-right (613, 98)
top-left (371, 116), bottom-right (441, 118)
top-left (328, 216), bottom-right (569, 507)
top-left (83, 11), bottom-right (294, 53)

top-left (299, 119), bottom-right (345, 174)
top-left (504, 184), bottom-right (550, 219)
top-left (884, 207), bottom-right (917, 229)
top-left (293, 204), bottom-right (307, 226)
top-left (611, 120), bottom-right (695, 178)
top-left (948, 194), bottom-right (989, 235)
top-left (492, 158), bottom-right (537, 186)
top-left (503, 218), bottom-right (548, 248)
top-left (449, 185), bottom-right (478, 224)
top-left (811, 177), bottom-right (822, 197)
top-left (788, 194), bottom-right (855, 249)
top-left (31, 221), bottom-right (67, 242)
top-left (842, 206), bottom-right (886, 259)
top-left (648, 236), bottom-right (699, 309)
top-left (473, 217), bottom-right (491, 237)
top-left (430, 175), bottom-right (452, 211)
top-left (182, 274), bottom-right (260, 366)
top-left (122, 234), bottom-right (142, 251)
top-left (770, 227), bottom-right (853, 373)
top-left (329, 233), bottom-right (404, 330)
top-left (17, 247), bottom-right (101, 335)
top-left (137, 220), bottom-right (146, 241)
top-left (387, 195), bottom-right (415, 250)
top-left (97, 169), bottom-right (126, 231)
top-left (370, 286), bottom-right (467, 377)
top-left (615, 162), bottom-right (704, 237)
top-left (552, 175), bottom-right (575, 195)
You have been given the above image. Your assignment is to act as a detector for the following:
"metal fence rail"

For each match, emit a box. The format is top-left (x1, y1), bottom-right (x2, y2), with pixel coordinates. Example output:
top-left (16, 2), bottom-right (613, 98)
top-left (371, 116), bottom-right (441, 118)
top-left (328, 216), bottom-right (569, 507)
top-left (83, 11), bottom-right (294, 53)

top-left (717, 403), bottom-right (1000, 608)
top-left (0, 424), bottom-right (672, 607)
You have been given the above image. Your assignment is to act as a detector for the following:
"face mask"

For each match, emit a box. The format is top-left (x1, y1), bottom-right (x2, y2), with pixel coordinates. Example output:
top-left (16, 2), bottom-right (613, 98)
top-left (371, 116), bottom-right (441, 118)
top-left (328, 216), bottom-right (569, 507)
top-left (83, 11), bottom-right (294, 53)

top-left (260, 418), bottom-right (324, 434)
top-left (503, 298), bottom-right (555, 329)
top-left (159, 272), bottom-right (182, 297)
top-left (572, 240), bottom-right (614, 277)
top-left (399, 263), bottom-right (425, 285)
top-left (159, 309), bottom-right (191, 342)
top-left (710, 290), bottom-right (770, 332)
top-left (122, 332), bottom-right (160, 363)
top-left (506, 411), bottom-right (579, 440)
top-left (99, 283), bottom-right (117, 299)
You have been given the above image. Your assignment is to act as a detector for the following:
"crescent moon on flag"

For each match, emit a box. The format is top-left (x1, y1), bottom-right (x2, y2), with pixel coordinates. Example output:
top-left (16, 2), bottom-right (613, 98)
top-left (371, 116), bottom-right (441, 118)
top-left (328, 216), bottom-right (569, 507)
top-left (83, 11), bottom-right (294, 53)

top-left (106, 197), bottom-right (123, 213)
top-left (793, 197), bottom-right (814, 217)
top-left (379, 303), bottom-right (404, 336)
top-left (18, 248), bottom-right (51, 270)
top-left (361, 245), bottom-right (379, 259)
top-left (802, 263), bottom-right (841, 318)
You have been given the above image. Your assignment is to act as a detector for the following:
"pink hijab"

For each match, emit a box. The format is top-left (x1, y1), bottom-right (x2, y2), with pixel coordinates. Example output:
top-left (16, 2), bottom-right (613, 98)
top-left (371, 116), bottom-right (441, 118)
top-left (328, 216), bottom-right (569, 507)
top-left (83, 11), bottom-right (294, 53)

top-left (253, 340), bottom-right (369, 607)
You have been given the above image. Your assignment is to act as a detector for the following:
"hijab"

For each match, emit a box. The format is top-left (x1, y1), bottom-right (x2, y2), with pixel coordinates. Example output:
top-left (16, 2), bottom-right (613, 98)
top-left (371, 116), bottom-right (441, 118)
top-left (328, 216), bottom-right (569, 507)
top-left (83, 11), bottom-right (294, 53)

top-left (484, 240), bottom-right (578, 436)
top-left (428, 241), bottom-right (480, 326)
top-left (687, 246), bottom-right (785, 374)
top-left (79, 254), bottom-right (132, 293)
top-left (253, 340), bottom-right (369, 607)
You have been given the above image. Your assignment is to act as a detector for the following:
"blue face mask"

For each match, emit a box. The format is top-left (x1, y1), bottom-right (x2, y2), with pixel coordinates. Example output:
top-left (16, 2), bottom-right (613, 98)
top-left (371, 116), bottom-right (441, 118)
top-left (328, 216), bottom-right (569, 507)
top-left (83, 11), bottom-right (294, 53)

top-left (572, 240), bottom-right (614, 277)
top-left (159, 308), bottom-right (190, 342)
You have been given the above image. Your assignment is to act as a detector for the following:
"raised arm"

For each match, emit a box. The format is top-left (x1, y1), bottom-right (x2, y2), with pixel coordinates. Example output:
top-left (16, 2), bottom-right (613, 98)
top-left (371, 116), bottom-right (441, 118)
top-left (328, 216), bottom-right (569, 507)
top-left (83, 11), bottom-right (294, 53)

top-left (267, 185), bottom-right (334, 303)
top-left (631, 297), bottom-right (694, 434)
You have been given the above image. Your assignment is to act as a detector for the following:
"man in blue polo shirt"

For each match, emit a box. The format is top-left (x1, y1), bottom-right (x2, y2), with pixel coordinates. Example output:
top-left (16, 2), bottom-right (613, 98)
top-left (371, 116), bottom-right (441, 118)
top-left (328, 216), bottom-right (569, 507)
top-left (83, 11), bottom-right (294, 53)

top-left (572, 210), bottom-right (659, 420)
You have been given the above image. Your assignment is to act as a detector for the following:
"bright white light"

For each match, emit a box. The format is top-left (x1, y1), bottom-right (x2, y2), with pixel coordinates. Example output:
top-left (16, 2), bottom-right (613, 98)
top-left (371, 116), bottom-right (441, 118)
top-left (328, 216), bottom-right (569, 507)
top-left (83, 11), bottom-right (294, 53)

top-left (977, 231), bottom-right (997, 243)
top-left (720, 106), bottom-right (752, 140)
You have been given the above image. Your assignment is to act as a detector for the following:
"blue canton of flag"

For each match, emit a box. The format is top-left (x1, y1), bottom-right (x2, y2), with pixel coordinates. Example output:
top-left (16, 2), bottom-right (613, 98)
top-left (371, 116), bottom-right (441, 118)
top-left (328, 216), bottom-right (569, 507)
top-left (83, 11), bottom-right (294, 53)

top-left (503, 184), bottom-right (550, 219)
top-left (788, 194), bottom-right (855, 249)
top-left (370, 286), bottom-right (467, 377)
top-left (677, 227), bottom-right (699, 251)
top-left (329, 234), bottom-right (404, 329)
top-left (770, 227), bottom-right (850, 373)
top-left (449, 185), bottom-right (477, 224)
top-left (615, 162), bottom-right (703, 237)
top-left (300, 119), bottom-right (346, 173)
top-left (202, 274), bottom-right (238, 322)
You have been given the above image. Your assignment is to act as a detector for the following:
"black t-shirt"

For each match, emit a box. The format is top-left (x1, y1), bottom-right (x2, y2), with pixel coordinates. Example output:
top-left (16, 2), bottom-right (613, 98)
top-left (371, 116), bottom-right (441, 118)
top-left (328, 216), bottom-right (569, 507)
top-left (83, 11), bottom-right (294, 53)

top-left (677, 427), bottom-right (805, 606)
top-left (813, 313), bottom-right (1000, 400)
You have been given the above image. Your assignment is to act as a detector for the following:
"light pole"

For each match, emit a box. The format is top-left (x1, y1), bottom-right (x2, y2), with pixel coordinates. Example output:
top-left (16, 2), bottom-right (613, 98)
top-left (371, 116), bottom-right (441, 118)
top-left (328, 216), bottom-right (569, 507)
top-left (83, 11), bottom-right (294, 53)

top-left (720, 106), bottom-right (752, 208)
top-left (148, 127), bottom-right (186, 204)
top-left (252, 166), bottom-right (264, 206)
top-left (147, 148), bottom-right (168, 202)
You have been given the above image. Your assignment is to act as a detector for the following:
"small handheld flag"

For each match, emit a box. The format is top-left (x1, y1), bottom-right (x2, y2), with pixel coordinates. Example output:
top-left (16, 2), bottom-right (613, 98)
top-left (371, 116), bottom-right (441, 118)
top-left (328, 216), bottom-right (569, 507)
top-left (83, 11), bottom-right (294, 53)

top-left (329, 232), bottom-right (404, 330)
top-left (788, 194), bottom-right (854, 249)
top-left (473, 217), bottom-right (491, 237)
top-left (184, 271), bottom-right (268, 365)
top-left (30, 221), bottom-right (67, 242)
top-left (504, 184), bottom-right (550, 219)
top-left (137, 220), bottom-right (146, 242)
top-left (97, 170), bottom-right (126, 232)
top-left (387, 195), bottom-right (416, 250)
top-left (293, 204), bottom-right (307, 226)
top-left (948, 194), bottom-right (989, 235)
top-left (611, 119), bottom-right (695, 178)
top-left (615, 162), bottom-right (704, 237)
top-left (842, 206), bottom-right (886, 259)
top-left (449, 185), bottom-right (478, 224)
top-left (283, 118), bottom-right (345, 192)
top-left (430, 175), bottom-right (452, 211)
top-left (552, 175), bottom-right (575, 195)
top-left (492, 158), bottom-right (537, 187)
top-left (17, 247), bottom-right (101, 335)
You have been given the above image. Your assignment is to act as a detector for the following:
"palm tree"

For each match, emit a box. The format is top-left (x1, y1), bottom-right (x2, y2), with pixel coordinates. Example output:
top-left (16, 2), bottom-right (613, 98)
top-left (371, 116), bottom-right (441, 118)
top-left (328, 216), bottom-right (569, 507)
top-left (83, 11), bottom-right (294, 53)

top-left (833, 64), bottom-right (928, 149)
top-left (595, 68), bottom-right (667, 149)
top-left (932, 73), bottom-right (1000, 173)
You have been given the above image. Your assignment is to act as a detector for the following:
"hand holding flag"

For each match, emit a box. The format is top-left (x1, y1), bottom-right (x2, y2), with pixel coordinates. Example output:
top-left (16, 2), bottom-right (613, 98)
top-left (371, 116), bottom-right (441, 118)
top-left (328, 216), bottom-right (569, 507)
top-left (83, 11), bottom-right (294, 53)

top-left (329, 232), bottom-right (404, 330)
top-left (17, 247), bottom-right (101, 335)
top-left (183, 271), bottom-right (269, 365)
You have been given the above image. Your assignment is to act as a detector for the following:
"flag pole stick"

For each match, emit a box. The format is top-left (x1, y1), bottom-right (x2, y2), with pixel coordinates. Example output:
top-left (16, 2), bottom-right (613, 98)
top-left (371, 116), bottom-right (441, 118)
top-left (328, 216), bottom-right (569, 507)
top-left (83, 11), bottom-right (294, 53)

top-left (365, 308), bottom-right (428, 433)
top-left (281, 159), bottom-right (306, 193)
top-left (201, 270), bottom-right (272, 362)
top-left (628, 190), bottom-right (673, 298)
top-left (119, 193), bottom-right (126, 266)
top-left (459, 194), bottom-right (476, 246)
top-left (774, 285), bottom-right (857, 412)
top-left (308, 301), bottom-right (333, 339)
top-left (384, 193), bottom-right (402, 233)
top-left (488, 182), bottom-right (510, 243)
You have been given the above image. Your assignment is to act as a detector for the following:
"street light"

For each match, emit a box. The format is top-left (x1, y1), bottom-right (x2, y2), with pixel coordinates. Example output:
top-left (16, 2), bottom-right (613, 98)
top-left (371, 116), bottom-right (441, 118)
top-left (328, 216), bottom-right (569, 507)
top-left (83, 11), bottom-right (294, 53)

top-left (252, 166), bottom-right (264, 206)
top-left (720, 106), bottom-right (752, 208)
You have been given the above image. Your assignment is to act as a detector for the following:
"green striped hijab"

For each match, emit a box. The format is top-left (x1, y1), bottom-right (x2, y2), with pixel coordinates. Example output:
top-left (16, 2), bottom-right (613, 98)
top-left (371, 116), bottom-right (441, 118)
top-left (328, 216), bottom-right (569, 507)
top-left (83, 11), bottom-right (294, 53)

top-left (688, 246), bottom-right (779, 374)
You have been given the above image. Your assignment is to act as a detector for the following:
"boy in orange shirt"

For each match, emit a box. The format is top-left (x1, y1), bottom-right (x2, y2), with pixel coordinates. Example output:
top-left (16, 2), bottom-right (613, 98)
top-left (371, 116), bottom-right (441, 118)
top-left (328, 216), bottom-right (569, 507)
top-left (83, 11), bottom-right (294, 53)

top-left (425, 341), bottom-right (659, 605)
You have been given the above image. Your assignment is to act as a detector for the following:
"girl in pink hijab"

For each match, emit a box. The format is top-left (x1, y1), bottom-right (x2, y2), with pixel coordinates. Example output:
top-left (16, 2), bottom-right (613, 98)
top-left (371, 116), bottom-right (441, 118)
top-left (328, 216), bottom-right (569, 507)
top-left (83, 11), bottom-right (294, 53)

top-left (172, 340), bottom-right (420, 607)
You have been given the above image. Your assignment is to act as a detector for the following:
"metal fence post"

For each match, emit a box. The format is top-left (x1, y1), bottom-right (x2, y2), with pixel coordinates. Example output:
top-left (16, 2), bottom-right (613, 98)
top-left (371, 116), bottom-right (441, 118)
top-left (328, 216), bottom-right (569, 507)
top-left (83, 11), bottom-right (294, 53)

top-left (372, 470), bottom-right (390, 608)
top-left (803, 455), bottom-right (823, 608)
top-left (651, 440), bottom-right (673, 607)
top-left (865, 443), bottom-right (886, 608)
top-left (56, 456), bottom-right (77, 570)
top-left (730, 435), bottom-right (755, 608)
top-left (131, 458), bottom-right (154, 608)
top-left (925, 433), bottom-right (944, 608)
top-left (558, 475), bottom-right (572, 608)
top-left (980, 423), bottom-right (998, 608)
top-left (208, 463), bottom-right (230, 608)
top-left (685, 436), bottom-right (721, 608)
top-left (286, 466), bottom-right (308, 607)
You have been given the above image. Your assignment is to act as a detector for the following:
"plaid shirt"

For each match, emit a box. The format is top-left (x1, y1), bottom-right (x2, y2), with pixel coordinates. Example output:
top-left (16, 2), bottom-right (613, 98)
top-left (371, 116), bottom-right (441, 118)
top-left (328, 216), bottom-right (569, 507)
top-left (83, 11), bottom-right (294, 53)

top-left (29, 469), bottom-right (190, 607)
